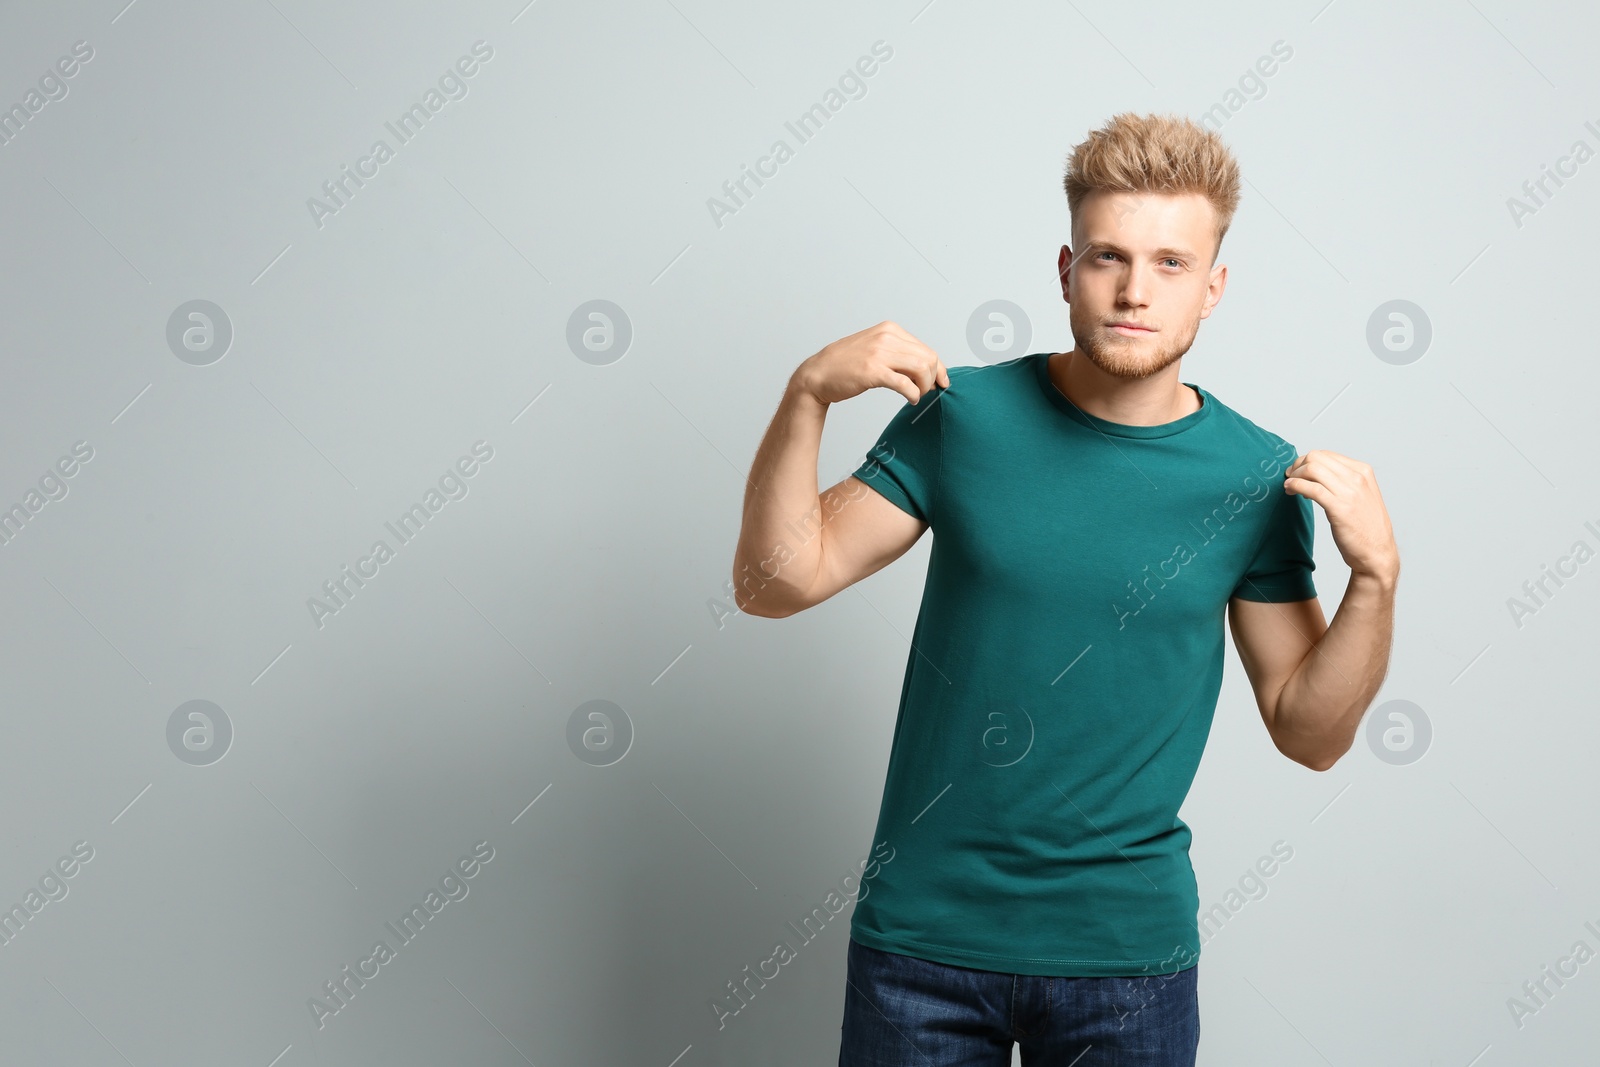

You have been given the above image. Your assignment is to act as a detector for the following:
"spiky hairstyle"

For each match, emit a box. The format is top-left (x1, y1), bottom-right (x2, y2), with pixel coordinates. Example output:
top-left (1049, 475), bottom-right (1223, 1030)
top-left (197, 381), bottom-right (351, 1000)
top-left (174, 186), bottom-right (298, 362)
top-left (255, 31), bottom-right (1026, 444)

top-left (1063, 112), bottom-right (1242, 261)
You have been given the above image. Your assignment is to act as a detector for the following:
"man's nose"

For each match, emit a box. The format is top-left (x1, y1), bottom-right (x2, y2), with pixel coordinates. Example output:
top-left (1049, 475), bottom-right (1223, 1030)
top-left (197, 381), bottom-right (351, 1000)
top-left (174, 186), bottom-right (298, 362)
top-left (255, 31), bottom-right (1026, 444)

top-left (1118, 270), bottom-right (1150, 304)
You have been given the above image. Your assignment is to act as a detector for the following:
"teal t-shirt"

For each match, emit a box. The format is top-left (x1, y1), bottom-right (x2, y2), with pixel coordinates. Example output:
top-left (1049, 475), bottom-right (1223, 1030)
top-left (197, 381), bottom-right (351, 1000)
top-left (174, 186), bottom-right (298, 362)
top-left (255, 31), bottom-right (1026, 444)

top-left (846, 351), bottom-right (1316, 978)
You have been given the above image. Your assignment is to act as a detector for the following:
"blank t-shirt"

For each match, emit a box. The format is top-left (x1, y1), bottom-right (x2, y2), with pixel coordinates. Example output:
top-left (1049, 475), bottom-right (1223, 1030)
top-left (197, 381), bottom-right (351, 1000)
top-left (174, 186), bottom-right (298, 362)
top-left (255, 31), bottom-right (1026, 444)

top-left (846, 351), bottom-right (1316, 977)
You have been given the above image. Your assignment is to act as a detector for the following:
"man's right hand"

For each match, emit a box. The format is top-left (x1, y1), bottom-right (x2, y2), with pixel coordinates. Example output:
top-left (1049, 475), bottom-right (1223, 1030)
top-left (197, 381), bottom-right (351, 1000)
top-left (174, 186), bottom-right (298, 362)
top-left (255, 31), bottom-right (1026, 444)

top-left (791, 321), bottom-right (951, 407)
top-left (732, 321), bottom-right (945, 618)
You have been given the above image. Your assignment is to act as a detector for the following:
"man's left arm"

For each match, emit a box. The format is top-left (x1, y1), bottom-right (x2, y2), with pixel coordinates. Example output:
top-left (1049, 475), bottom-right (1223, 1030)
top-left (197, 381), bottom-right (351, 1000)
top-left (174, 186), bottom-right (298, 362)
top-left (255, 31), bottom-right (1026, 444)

top-left (1228, 450), bottom-right (1400, 772)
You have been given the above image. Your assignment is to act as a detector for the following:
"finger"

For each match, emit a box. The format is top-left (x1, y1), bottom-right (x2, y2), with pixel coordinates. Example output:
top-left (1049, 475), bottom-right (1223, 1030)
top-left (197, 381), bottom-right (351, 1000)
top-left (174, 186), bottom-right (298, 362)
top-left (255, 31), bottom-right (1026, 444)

top-left (890, 352), bottom-right (936, 396)
top-left (883, 371), bottom-right (921, 405)
top-left (1298, 450), bottom-right (1367, 481)
top-left (885, 343), bottom-right (941, 395)
top-left (1283, 476), bottom-right (1336, 509)
top-left (1286, 455), bottom-right (1357, 495)
top-left (878, 320), bottom-right (922, 348)
top-left (903, 340), bottom-right (948, 391)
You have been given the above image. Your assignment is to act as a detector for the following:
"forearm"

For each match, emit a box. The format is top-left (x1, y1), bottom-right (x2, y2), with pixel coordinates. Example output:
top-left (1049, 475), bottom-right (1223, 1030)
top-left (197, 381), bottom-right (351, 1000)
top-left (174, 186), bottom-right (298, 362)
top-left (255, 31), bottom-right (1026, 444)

top-left (1272, 570), bottom-right (1397, 769)
top-left (731, 377), bottom-right (832, 616)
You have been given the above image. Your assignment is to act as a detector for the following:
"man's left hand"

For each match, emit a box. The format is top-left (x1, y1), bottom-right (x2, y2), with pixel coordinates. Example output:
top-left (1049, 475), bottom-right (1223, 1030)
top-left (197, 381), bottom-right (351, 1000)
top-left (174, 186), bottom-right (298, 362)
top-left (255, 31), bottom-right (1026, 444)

top-left (1284, 450), bottom-right (1399, 585)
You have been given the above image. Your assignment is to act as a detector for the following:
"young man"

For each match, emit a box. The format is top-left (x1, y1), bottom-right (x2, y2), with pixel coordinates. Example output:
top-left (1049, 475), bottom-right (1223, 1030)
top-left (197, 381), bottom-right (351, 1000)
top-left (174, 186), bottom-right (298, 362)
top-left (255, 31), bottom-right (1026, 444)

top-left (730, 112), bottom-right (1398, 1065)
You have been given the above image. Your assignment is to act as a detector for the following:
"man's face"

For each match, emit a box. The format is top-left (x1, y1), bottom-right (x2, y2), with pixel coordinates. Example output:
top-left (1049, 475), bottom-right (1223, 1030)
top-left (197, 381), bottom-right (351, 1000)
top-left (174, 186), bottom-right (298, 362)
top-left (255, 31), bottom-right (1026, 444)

top-left (1058, 190), bottom-right (1227, 380)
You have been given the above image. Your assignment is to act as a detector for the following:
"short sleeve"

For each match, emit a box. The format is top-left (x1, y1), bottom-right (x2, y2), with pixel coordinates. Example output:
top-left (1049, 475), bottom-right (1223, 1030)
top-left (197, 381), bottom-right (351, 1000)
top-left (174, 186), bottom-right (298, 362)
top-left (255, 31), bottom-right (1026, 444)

top-left (1232, 480), bottom-right (1317, 603)
top-left (850, 386), bottom-right (944, 524)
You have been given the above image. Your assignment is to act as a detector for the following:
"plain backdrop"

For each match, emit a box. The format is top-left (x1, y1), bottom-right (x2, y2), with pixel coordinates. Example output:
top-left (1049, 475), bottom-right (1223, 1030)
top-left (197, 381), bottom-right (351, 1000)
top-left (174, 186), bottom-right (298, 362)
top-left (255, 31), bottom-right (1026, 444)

top-left (0, 1), bottom-right (1596, 1064)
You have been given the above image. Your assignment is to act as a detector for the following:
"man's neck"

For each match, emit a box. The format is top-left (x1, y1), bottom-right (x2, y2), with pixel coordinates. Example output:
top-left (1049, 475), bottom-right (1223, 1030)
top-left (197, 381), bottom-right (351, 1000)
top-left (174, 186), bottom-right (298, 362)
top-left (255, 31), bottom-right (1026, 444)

top-left (1048, 350), bottom-right (1202, 426)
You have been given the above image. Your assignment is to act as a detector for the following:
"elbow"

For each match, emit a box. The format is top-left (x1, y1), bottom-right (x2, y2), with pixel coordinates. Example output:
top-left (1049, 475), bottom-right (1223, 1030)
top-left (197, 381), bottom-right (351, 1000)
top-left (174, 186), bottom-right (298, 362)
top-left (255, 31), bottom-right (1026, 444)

top-left (1296, 743), bottom-right (1349, 773)
top-left (1270, 725), bottom-right (1346, 772)
top-left (1266, 699), bottom-right (1351, 772)
top-left (732, 582), bottom-right (776, 618)
top-left (735, 592), bottom-right (794, 619)
top-left (730, 566), bottom-right (802, 619)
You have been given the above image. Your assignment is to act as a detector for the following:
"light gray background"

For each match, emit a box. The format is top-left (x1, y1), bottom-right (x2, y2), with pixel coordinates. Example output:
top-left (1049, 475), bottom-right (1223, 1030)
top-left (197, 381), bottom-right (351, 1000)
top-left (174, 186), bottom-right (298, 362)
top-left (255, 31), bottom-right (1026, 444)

top-left (0, 0), bottom-right (1595, 1064)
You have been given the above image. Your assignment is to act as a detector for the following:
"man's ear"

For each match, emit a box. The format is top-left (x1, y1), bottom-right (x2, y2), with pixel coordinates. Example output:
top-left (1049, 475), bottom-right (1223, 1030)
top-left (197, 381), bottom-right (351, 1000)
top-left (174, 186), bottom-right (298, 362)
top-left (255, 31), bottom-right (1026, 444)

top-left (1198, 261), bottom-right (1227, 319)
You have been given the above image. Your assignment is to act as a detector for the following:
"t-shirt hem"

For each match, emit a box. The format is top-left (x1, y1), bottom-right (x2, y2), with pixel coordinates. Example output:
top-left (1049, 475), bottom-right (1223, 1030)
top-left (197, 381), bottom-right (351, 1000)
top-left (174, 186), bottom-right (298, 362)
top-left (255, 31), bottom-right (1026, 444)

top-left (1231, 578), bottom-right (1317, 603)
top-left (851, 465), bottom-right (923, 522)
top-left (847, 926), bottom-right (1200, 978)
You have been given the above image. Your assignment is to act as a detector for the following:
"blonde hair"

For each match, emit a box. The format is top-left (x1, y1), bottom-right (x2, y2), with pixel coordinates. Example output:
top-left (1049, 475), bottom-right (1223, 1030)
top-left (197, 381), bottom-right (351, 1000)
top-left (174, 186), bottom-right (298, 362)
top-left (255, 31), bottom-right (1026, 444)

top-left (1062, 112), bottom-right (1241, 261)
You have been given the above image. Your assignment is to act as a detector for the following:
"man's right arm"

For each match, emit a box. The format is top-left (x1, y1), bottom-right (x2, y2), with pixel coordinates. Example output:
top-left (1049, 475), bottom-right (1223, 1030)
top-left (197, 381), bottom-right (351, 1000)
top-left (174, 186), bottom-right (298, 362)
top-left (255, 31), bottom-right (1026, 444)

top-left (731, 321), bottom-right (948, 618)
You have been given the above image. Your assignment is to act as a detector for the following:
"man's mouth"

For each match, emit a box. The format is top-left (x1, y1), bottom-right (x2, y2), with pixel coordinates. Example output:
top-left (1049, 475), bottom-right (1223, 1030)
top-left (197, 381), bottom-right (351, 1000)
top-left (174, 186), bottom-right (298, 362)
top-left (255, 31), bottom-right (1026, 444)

top-left (1107, 322), bottom-right (1154, 335)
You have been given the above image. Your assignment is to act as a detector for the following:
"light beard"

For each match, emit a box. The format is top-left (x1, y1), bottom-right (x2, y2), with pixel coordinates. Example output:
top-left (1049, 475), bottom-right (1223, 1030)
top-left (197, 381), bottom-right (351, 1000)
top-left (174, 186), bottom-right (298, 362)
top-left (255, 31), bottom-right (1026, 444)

top-left (1069, 315), bottom-right (1198, 381)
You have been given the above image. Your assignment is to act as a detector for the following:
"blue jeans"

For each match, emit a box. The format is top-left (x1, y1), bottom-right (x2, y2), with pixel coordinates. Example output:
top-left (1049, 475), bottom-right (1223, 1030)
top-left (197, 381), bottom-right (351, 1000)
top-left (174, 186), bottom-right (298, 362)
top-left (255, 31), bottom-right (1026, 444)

top-left (838, 936), bottom-right (1199, 1066)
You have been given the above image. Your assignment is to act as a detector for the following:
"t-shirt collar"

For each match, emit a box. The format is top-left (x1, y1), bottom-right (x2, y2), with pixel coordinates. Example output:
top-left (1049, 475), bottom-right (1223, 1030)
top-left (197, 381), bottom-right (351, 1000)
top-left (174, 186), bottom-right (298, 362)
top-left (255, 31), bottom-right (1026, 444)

top-left (1033, 352), bottom-right (1213, 440)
